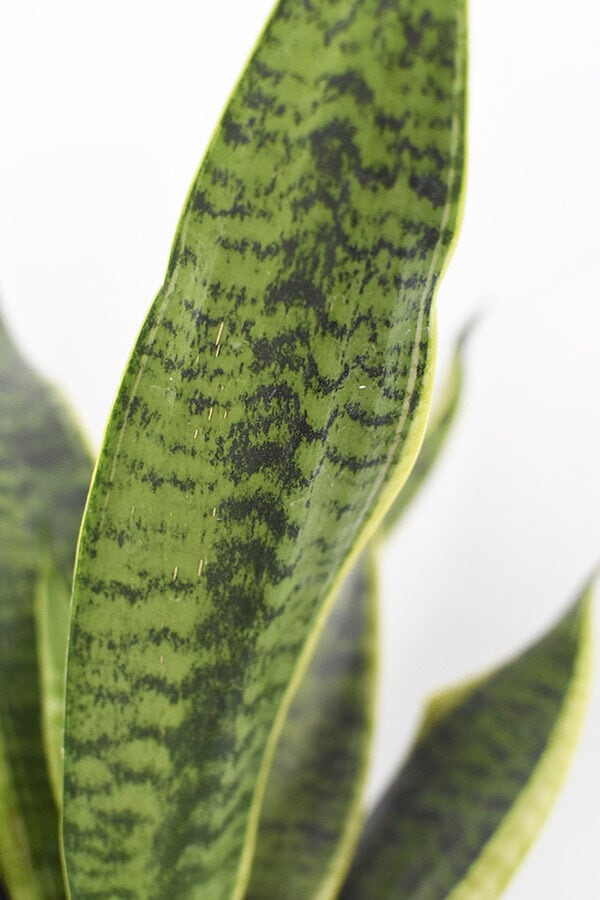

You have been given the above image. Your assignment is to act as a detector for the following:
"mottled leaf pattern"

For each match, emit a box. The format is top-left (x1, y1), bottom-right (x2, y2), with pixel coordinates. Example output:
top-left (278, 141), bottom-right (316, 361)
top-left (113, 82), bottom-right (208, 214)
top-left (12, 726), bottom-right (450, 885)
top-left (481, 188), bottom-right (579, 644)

top-left (0, 313), bottom-right (91, 898)
top-left (246, 329), bottom-right (468, 897)
top-left (62, 0), bottom-right (466, 896)
top-left (339, 580), bottom-right (594, 899)
top-left (247, 553), bottom-right (377, 900)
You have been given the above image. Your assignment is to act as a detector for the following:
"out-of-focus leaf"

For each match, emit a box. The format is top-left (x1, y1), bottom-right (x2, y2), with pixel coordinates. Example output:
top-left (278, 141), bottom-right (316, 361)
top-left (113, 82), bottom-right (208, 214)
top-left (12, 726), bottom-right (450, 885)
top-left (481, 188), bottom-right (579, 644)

top-left (339, 579), bottom-right (594, 899)
top-left (247, 552), bottom-right (377, 900)
top-left (62, 0), bottom-right (467, 895)
top-left (0, 312), bottom-right (91, 898)
top-left (34, 564), bottom-right (72, 808)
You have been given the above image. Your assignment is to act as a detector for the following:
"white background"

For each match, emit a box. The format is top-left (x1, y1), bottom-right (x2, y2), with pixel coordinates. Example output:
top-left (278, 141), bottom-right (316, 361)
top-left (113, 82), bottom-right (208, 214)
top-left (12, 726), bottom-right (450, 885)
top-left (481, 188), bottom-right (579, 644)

top-left (1, 1), bottom-right (598, 896)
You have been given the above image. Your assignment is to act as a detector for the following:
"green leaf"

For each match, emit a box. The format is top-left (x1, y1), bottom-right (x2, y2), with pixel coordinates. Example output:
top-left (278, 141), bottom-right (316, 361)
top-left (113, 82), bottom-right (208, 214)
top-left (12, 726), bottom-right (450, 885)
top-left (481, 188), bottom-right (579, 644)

top-left (34, 564), bottom-right (72, 809)
top-left (62, 0), bottom-right (467, 895)
top-left (0, 313), bottom-right (91, 898)
top-left (246, 326), bottom-right (469, 898)
top-left (246, 552), bottom-right (378, 900)
top-left (339, 578), bottom-right (594, 899)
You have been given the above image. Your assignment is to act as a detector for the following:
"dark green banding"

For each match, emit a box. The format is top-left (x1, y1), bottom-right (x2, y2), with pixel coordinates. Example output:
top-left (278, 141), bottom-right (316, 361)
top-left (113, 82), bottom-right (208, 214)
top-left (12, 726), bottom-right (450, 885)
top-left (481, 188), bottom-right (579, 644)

top-left (339, 584), bottom-right (593, 899)
top-left (63, 1), bottom-right (467, 896)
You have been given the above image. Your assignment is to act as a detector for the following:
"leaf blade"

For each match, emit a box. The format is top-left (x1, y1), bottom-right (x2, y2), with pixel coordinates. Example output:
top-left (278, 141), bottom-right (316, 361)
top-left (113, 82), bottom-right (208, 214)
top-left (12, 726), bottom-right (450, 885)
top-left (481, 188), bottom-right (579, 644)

top-left (63, 1), bottom-right (467, 896)
top-left (339, 579), bottom-right (594, 899)
top-left (0, 313), bottom-right (91, 898)
top-left (246, 552), bottom-right (378, 900)
top-left (246, 327), bottom-right (469, 897)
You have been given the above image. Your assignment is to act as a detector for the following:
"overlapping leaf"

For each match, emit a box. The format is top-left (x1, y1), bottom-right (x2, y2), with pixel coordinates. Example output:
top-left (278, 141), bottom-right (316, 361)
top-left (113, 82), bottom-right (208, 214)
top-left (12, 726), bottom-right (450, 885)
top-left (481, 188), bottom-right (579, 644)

top-left (247, 553), bottom-right (378, 900)
top-left (62, 0), bottom-right (467, 895)
top-left (0, 313), bottom-right (91, 898)
top-left (246, 331), bottom-right (469, 897)
top-left (339, 579), bottom-right (594, 898)
top-left (34, 564), bottom-right (72, 808)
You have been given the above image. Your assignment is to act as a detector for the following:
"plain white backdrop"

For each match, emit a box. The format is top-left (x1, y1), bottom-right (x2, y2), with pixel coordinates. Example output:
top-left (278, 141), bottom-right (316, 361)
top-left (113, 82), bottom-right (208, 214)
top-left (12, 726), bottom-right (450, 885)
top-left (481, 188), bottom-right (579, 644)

top-left (1, 1), bottom-right (599, 896)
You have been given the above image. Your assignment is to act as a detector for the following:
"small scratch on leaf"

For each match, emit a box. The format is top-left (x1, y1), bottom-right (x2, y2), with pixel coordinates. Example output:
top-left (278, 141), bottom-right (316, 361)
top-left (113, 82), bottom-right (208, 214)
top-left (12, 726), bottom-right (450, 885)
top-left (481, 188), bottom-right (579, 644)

top-left (215, 321), bottom-right (225, 357)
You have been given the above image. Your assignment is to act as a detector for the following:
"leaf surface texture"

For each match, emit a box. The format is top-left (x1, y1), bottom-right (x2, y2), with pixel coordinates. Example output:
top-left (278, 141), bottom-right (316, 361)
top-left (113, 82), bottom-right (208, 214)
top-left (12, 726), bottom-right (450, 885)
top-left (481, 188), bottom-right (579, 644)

top-left (246, 329), bottom-right (469, 897)
top-left (62, 0), bottom-right (467, 895)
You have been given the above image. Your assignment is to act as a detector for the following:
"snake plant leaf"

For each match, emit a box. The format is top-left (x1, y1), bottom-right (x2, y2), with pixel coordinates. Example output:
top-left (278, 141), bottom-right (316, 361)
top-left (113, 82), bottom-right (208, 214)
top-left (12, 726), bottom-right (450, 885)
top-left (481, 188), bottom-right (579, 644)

top-left (62, 0), bottom-right (467, 895)
top-left (246, 552), bottom-right (377, 900)
top-left (34, 564), bottom-right (72, 808)
top-left (0, 312), bottom-right (91, 898)
top-left (339, 578), bottom-right (594, 899)
top-left (246, 328), bottom-right (468, 898)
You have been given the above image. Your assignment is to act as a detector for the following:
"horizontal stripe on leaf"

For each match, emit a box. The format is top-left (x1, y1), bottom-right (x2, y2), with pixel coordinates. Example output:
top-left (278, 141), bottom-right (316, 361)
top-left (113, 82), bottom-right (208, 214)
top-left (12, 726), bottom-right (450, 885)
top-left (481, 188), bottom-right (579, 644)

top-left (246, 327), bottom-right (470, 897)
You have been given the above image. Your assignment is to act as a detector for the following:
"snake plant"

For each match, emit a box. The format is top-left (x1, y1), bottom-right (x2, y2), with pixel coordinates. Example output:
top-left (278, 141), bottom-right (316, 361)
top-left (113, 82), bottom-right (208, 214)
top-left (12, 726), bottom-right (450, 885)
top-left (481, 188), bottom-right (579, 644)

top-left (0, 1), bottom-right (593, 897)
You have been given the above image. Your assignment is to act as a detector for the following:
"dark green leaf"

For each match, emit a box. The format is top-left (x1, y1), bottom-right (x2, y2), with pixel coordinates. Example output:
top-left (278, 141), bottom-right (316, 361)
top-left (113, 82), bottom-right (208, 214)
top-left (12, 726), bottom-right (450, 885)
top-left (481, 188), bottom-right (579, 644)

top-left (339, 579), bottom-right (594, 899)
top-left (0, 313), bottom-right (91, 898)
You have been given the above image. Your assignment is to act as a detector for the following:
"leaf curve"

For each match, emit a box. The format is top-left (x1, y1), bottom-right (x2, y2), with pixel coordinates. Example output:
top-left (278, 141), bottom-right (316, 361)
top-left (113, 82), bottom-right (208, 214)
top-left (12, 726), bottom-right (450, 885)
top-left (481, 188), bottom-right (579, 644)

top-left (339, 578), bottom-right (594, 899)
top-left (382, 318), bottom-right (472, 535)
top-left (0, 312), bottom-right (91, 898)
top-left (62, 1), bottom-right (467, 896)
top-left (246, 327), bottom-right (469, 897)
